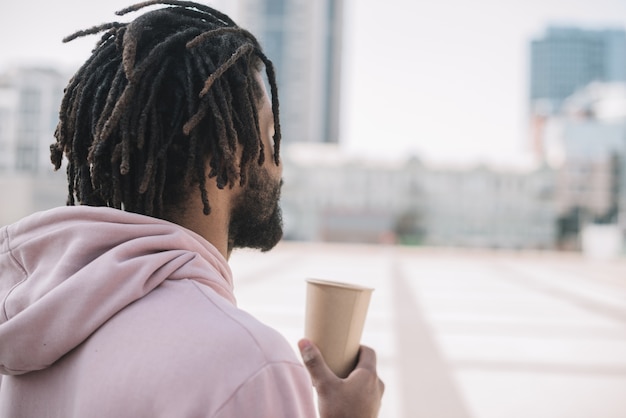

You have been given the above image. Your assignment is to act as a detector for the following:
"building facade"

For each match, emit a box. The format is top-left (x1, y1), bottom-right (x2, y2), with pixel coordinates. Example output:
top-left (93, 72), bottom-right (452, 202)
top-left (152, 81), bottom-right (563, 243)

top-left (529, 27), bottom-right (626, 251)
top-left (0, 67), bottom-right (69, 226)
top-left (418, 164), bottom-right (556, 249)
top-left (0, 67), bottom-right (67, 174)
top-left (542, 82), bottom-right (626, 248)
top-left (236, 0), bottom-right (344, 145)
top-left (281, 144), bottom-right (558, 249)
top-left (530, 27), bottom-right (626, 114)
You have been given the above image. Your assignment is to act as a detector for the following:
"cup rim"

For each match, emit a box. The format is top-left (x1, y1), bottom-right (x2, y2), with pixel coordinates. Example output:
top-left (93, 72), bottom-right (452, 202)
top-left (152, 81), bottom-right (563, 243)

top-left (306, 278), bottom-right (374, 291)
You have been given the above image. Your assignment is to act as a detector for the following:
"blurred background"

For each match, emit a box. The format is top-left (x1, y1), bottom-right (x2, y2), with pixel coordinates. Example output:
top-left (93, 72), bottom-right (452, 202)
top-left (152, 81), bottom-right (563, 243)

top-left (1, 1), bottom-right (626, 417)
top-left (2, 0), bottom-right (626, 256)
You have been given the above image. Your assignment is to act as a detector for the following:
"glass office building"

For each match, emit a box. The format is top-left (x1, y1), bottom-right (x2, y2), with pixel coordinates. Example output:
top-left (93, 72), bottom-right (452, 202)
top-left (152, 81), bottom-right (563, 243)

top-left (530, 27), bottom-right (626, 113)
top-left (237, 0), bottom-right (344, 144)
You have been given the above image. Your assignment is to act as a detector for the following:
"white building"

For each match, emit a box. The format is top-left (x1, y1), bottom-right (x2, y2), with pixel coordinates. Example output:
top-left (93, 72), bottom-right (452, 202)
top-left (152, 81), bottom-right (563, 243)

top-left (0, 67), bottom-right (68, 226)
top-left (418, 162), bottom-right (556, 249)
top-left (0, 67), bottom-right (67, 173)
top-left (281, 143), bottom-right (558, 249)
top-left (543, 82), bottom-right (626, 248)
top-left (281, 144), bottom-right (412, 242)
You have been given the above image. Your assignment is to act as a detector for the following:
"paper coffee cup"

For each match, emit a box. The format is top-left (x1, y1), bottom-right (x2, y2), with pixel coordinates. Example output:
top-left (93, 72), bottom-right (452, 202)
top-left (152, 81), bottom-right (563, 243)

top-left (304, 278), bottom-right (374, 378)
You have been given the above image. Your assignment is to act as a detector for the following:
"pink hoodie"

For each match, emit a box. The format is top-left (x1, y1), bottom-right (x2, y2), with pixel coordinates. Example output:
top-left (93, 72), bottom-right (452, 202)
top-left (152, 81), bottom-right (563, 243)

top-left (0, 206), bottom-right (316, 417)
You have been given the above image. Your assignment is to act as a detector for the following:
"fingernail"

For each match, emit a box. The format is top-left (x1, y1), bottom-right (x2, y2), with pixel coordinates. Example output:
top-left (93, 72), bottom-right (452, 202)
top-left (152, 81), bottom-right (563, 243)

top-left (298, 339), bottom-right (313, 362)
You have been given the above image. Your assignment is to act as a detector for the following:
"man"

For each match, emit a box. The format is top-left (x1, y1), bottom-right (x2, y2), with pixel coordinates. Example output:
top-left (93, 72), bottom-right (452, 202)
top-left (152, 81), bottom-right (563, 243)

top-left (0, 1), bottom-right (384, 417)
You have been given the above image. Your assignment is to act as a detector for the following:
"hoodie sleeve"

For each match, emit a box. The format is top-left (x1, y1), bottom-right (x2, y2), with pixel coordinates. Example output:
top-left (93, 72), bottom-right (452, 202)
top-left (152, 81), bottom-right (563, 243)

top-left (213, 361), bottom-right (317, 418)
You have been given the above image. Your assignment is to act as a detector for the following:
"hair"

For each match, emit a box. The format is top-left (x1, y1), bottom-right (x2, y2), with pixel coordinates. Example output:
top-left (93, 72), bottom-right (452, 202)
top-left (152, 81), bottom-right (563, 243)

top-left (50, 0), bottom-right (281, 218)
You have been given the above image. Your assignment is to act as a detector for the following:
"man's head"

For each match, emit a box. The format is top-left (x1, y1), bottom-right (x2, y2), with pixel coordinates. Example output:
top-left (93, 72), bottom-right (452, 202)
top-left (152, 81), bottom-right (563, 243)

top-left (50, 0), bottom-right (284, 251)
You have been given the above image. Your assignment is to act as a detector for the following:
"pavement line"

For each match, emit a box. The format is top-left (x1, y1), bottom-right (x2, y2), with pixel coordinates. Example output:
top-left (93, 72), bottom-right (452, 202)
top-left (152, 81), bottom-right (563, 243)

top-left (495, 263), bottom-right (626, 324)
top-left (392, 260), bottom-right (474, 418)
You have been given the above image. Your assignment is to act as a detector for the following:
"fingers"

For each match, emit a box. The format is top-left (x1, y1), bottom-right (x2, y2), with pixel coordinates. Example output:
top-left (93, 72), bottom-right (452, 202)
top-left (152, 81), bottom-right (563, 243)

top-left (298, 339), bottom-right (335, 388)
top-left (355, 345), bottom-right (377, 372)
top-left (379, 376), bottom-right (386, 395)
top-left (353, 345), bottom-right (385, 398)
top-left (301, 341), bottom-right (385, 418)
top-left (354, 345), bottom-right (385, 396)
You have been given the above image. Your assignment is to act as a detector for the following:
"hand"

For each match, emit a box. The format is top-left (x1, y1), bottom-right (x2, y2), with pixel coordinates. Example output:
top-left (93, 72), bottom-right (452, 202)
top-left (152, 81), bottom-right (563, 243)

top-left (298, 339), bottom-right (385, 418)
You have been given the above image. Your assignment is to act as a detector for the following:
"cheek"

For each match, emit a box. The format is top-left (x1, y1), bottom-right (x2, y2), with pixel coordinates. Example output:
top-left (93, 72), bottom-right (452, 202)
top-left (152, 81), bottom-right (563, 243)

top-left (267, 126), bottom-right (276, 154)
top-left (269, 162), bottom-right (283, 185)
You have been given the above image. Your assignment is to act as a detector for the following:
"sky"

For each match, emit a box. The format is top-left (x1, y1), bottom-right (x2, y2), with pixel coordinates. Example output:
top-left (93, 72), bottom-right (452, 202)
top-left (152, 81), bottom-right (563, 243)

top-left (2, 0), bottom-right (626, 164)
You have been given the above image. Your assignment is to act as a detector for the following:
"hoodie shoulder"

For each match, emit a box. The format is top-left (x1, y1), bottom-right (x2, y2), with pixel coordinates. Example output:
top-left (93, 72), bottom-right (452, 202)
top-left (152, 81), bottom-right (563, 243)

top-left (63, 278), bottom-right (313, 417)
top-left (0, 206), bottom-right (233, 375)
top-left (0, 224), bottom-right (28, 323)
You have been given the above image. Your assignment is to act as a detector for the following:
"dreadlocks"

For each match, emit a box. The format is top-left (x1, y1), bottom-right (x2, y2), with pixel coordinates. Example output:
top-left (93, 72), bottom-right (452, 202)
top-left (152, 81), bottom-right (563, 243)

top-left (50, 0), bottom-right (282, 217)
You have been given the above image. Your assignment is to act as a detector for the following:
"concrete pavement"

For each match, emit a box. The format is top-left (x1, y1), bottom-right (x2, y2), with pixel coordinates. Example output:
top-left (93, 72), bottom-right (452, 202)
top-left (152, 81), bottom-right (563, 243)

top-left (230, 242), bottom-right (626, 418)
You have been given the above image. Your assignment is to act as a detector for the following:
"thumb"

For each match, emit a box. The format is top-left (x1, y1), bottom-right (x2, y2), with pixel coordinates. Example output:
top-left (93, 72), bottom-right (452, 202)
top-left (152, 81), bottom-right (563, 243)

top-left (298, 339), bottom-right (335, 387)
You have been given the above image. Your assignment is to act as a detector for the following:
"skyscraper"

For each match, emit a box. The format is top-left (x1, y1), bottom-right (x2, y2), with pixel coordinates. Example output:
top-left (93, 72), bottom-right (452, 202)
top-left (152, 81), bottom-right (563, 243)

top-left (530, 26), bottom-right (626, 114)
top-left (235, 0), bottom-right (344, 145)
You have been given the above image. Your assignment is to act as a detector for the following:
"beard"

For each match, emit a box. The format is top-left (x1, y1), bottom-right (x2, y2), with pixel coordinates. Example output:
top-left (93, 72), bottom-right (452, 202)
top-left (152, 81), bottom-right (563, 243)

top-left (228, 164), bottom-right (283, 252)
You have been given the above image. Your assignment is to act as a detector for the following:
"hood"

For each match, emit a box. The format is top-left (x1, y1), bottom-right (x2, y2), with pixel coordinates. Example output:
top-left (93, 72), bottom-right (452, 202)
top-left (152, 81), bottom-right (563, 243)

top-left (0, 206), bottom-right (234, 376)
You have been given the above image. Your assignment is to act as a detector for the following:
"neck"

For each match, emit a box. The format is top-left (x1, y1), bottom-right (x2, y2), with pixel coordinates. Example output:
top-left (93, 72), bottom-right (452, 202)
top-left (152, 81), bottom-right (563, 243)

top-left (166, 186), bottom-right (235, 261)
